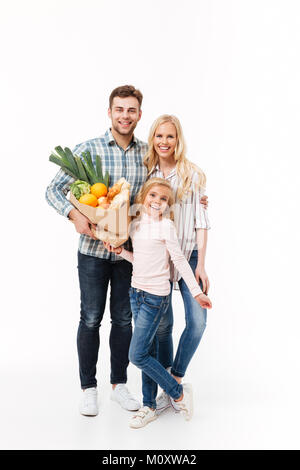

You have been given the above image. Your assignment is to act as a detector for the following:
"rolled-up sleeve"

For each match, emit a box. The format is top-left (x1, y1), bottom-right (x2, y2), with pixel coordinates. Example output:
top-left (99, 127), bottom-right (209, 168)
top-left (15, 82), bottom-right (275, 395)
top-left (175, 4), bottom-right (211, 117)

top-left (45, 168), bottom-right (75, 218)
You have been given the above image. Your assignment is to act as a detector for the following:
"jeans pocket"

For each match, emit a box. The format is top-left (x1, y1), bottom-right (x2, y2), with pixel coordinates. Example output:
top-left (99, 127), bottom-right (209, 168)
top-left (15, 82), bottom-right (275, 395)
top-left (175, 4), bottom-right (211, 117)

top-left (142, 292), bottom-right (163, 309)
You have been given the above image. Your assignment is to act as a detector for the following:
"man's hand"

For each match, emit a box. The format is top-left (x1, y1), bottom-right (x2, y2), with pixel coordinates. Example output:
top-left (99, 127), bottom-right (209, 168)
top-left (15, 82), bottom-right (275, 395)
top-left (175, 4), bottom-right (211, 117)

top-left (200, 195), bottom-right (208, 209)
top-left (68, 208), bottom-right (98, 240)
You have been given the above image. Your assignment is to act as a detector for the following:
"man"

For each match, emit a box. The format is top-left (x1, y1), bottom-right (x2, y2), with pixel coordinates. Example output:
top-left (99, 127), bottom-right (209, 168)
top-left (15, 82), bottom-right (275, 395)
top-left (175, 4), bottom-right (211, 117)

top-left (46, 85), bottom-right (147, 416)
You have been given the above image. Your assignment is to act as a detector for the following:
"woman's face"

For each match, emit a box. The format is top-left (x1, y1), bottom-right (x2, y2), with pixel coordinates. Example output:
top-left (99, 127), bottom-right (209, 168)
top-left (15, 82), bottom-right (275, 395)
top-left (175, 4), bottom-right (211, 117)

top-left (153, 122), bottom-right (177, 163)
top-left (143, 185), bottom-right (170, 219)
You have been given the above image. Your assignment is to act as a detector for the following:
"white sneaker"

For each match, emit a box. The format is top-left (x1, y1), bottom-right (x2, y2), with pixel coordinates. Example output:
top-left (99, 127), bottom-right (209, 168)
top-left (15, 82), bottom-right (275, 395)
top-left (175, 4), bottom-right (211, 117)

top-left (156, 391), bottom-right (171, 414)
top-left (129, 406), bottom-right (157, 429)
top-left (170, 395), bottom-right (181, 413)
top-left (79, 387), bottom-right (98, 416)
top-left (111, 384), bottom-right (140, 411)
top-left (171, 383), bottom-right (193, 421)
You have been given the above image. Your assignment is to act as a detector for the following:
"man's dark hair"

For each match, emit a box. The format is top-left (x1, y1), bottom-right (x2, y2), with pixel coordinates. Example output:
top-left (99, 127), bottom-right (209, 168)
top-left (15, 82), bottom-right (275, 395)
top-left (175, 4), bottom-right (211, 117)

top-left (109, 85), bottom-right (143, 109)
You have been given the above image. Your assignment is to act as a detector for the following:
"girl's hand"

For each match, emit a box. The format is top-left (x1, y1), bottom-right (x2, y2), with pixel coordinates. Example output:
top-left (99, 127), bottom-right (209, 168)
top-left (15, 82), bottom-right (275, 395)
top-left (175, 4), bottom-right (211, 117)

top-left (103, 241), bottom-right (122, 255)
top-left (195, 264), bottom-right (210, 294)
top-left (195, 293), bottom-right (212, 309)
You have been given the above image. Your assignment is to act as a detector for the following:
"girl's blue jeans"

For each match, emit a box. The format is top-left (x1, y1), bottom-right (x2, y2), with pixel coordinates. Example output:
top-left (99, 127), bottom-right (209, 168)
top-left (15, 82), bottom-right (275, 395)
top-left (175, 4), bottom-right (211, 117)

top-left (157, 249), bottom-right (207, 378)
top-left (129, 287), bottom-right (183, 409)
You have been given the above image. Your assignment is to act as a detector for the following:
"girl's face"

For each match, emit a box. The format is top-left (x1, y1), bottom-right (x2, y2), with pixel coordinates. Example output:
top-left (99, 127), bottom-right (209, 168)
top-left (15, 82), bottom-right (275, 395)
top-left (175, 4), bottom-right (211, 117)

top-left (143, 185), bottom-right (171, 219)
top-left (153, 122), bottom-right (177, 163)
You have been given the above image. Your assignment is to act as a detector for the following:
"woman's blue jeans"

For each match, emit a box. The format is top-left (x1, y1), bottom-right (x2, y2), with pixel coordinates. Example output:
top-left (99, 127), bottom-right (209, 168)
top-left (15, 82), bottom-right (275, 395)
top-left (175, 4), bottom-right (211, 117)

top-left (129, 287), bottom-right (183, 409)
top-left (157, 249), bottom-right (207, 378)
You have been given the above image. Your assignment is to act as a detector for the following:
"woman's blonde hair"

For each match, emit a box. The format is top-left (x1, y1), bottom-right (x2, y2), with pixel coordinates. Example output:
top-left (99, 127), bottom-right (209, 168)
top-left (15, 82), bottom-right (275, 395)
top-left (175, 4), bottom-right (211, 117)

top-left (133, 177), bottom-right (175, 220)
top-left (143, 114), bottom-right (206, 200)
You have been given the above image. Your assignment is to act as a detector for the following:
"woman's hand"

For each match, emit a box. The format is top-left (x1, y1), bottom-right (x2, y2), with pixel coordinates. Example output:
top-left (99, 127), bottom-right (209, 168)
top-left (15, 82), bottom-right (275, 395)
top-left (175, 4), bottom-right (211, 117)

top-left (103, 241), bottom-right (122, 255)
top-left (195, 293), bottom-right (212, 309)
top-left (195, 264), bottom-right (210, 294)
top-left (200, 195), bottom-right (208, 209)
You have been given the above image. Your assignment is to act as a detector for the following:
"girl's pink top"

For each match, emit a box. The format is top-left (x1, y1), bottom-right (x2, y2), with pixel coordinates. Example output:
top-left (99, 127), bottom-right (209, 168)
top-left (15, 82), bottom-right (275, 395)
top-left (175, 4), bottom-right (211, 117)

top-left (120, 213), bottom-right (202, 297)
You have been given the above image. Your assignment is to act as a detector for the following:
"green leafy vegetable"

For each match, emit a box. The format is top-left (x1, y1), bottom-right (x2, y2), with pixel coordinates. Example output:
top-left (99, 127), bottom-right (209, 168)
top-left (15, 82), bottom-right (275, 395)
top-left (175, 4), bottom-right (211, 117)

top-left (69, 180), bottom-right (91, 200)
top-left (49, 146), bottom-right (109, 186)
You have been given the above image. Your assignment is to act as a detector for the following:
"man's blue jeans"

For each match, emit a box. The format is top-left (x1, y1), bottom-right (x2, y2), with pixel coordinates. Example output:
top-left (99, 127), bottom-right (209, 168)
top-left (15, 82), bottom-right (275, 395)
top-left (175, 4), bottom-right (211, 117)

top-left (77, 251), bottom-right (133, 389)
top-left (157, 249), bottom-right (207, 378)
top-left (129, 287), bottom-right (183, 409)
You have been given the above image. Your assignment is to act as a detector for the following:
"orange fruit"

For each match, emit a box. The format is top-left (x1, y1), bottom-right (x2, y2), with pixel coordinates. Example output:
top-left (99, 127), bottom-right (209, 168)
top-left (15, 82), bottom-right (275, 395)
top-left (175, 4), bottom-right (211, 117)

top-left (79, 193), bottom-right (98, 207)
top-left (90, 183), bottom-right (108, 198)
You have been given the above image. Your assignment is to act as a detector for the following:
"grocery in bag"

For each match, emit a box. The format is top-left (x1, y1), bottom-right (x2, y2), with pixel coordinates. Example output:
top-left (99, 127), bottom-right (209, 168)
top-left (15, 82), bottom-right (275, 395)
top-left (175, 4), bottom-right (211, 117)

top-left (49, 146), bottom-right (131, 247)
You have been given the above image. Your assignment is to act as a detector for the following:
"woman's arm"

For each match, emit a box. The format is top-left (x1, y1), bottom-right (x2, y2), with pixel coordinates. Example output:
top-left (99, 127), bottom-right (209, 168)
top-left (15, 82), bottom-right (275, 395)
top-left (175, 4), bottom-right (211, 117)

top-left (195, 229), bottom-right (210, 294)
top-left (164, 220), bottom-right (212, 308)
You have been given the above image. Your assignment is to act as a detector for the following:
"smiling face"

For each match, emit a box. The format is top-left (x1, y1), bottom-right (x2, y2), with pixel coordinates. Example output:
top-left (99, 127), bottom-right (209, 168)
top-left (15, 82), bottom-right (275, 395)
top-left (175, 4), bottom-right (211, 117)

top-left (108, 96), bottom-right (142, 137)
top-left (153, 121), bottom-right (177, 163)
top-left (143, 184), bottom-right (171, 219)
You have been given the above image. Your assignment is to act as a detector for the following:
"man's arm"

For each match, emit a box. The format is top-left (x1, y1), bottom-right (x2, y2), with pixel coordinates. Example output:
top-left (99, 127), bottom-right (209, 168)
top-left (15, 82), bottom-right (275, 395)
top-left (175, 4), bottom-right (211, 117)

top-left (45, 168), bottom-right (75, 218)
top-left (68, 208), bottom-right (98, 240)
top-left (46, 167), bottom-right (97, 239)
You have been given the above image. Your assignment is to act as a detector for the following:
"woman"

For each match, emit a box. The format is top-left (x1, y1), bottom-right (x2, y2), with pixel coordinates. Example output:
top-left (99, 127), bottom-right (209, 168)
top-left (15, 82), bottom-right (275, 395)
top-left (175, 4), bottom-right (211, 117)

top-left (144, 114), bottom-right (211, 413)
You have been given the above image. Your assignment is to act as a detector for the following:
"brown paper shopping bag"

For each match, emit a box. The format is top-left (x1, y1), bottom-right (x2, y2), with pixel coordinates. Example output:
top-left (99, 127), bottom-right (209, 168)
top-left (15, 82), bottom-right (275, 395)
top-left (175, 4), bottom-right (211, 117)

top-left (69, 178), bottom-right (131, 247)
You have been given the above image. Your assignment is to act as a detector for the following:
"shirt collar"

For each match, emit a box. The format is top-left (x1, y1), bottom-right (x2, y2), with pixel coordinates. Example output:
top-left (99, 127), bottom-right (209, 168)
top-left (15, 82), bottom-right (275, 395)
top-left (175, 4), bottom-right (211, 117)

top-left (104, 128), bottom-right (139, 147)
top-left (154, 164), bottom-right (176, 180)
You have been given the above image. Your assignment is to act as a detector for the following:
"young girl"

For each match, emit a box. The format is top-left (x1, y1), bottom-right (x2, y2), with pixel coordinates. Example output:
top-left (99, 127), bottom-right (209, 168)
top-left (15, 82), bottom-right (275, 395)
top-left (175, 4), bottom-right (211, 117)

top-left (144, 115), bottom-right (211, 414)
top-left (104, 178), bottom-right (212, 428)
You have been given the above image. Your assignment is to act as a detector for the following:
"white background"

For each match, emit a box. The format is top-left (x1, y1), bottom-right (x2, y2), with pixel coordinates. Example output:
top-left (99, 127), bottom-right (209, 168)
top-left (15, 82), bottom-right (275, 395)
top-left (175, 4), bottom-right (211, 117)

top-left (0, 0), bottom-right (300, 450)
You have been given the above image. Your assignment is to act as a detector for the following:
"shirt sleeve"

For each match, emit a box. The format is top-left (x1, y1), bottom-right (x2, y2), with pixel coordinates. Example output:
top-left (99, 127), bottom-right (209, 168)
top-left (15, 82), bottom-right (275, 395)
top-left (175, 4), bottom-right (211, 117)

top-left (45, 143), bottom-right (85, 218)
top-left (45, 168), bottom-right (75, 218)
top-left (164, 220), bottom-right (202, 297)
top-left (119, 248), bottom-right (134, 264)
top-left (193, 176), bottom-right (211, 230)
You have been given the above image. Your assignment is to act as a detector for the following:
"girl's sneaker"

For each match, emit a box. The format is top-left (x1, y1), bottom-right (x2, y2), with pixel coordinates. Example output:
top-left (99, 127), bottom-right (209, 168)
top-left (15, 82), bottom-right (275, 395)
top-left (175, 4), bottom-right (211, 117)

top-left (129, 406), bottom-right (157, 429)
top-left (171, 383), bottom-right (193, 421)
top-left (156, 391), bottom-right (171, 414)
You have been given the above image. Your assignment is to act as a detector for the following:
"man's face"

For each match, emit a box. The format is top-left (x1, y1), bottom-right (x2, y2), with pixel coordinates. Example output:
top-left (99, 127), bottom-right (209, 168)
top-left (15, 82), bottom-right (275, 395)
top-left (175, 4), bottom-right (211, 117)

top-left (108, 96), bottom-right (142, 136)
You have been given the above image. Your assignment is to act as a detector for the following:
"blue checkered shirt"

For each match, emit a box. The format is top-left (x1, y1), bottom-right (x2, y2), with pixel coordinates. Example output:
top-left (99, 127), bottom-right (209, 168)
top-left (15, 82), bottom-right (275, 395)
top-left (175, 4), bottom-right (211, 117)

top-left (45, 129), bottom-right (148, 260)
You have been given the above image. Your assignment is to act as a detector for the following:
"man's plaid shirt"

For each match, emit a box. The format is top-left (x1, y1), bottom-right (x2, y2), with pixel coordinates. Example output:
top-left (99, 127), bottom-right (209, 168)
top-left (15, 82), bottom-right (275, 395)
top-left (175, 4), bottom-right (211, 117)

top-left (45, 129), bottom-right (148, 260)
